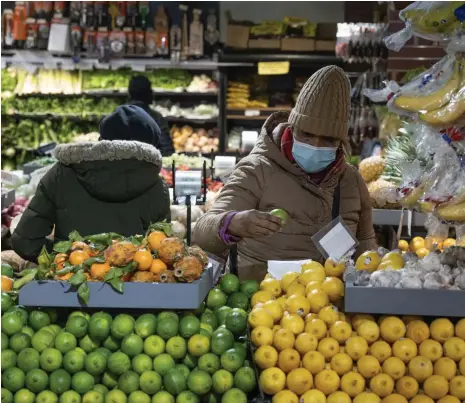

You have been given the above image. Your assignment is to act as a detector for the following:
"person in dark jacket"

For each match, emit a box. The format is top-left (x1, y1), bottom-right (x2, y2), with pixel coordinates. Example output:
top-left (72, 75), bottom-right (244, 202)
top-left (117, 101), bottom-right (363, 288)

top-left (128, 75), bottom-right (175, 156)
top-left (12, 105), bottom-right (171, 262)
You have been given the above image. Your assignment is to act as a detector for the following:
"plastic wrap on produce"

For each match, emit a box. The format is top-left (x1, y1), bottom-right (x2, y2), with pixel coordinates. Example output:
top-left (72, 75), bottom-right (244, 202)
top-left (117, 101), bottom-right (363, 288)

top-left (384, 1), bottom-right (465, 52)
top-left (397, 159), bottom-right (426, 208)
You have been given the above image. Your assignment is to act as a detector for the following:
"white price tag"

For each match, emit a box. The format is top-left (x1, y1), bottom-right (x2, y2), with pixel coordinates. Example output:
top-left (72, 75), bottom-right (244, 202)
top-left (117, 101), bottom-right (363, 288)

top-left (241, 131), bottom-right (258, 152)
top-left (244, 109), bottom-right (260, 117)
top-left (174, 170), bottom-right (202, 198)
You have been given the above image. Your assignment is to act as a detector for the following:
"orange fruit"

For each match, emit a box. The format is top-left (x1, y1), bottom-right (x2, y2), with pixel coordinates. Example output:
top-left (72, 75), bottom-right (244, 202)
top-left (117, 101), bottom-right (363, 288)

top-left (71, 241), bottom-right (92, 255)
top-left (69, 250), bottom-right (90, 265)
top-left (56, 272), bottom-right (72, 281)
top-left (90, 262), bottom-right (111, 280)
top-left (1, 275), bottom-right (13, 292)
top-left (148, 231), bottom-right (167, 251)
top-left (54, 253), bottom-right (68, 264)
top-left (150, 259), bottom-right (168, 274)
top-left (134, 249), bottom-right (153, 271)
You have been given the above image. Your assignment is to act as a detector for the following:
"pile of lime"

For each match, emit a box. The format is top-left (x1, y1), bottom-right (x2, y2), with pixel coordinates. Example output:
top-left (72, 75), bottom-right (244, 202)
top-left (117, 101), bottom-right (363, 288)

top-left (1, 274), bottom-right (258, 403)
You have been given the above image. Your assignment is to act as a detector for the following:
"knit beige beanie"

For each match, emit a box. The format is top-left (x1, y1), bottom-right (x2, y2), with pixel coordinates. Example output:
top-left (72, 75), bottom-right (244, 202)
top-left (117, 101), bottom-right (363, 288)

top-left (289, 65), bottom-right (351, 152)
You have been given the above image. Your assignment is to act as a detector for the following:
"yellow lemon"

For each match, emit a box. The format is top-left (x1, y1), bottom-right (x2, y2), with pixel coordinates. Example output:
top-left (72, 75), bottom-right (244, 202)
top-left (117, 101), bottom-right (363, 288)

top-left (302, 351), bottom-right (325, 375)
top-left (398, 240), bottom-right (409, 252)
top-left (381, 394), bottom-right (408, 403)
top-left (251, 326), bottom-right (274, 347)
top-left (416, 247), bottom-right (430, 258)
top-left (286, 282), bottom-right (306, 297)
top-left (459, 357), bottom-right (465, 376)
top-left (254, 345), bottom-right (278, 369)
top-left (443, 238), bottom-right (456, 249)
top-left (272, 324), bottom-right (281, 334)
top-left (355, 251), bottom-right (381, 271)
top-left (357, 355), bottom-right (381, 379)
top-left (353, 392), bottom-right (381, 403)
top-left (249, 306), bottom-right (274, 329)
top-left (278, 348), bottom-right (301, 373)
top-left (369, 373), bottom-right (395, 397)
top-left (402, 315), bottom-right (423, 325)
top-left (305, 318), bottom-right (327, 340)
top-left (369, 340), bottom-right (392, 363)
top-left (423, 375), bottom-right (449, 399)
top-left (346, 336), bottom-right (369, 360)
top-left (321, 277), bottom-right (344, 302)
top-left (410, 237), bottom-right (425, 252)
top-left (392, 338), bottom-right (418, 363)
top-left (352, 314), bottom-right (376, 330)
top-left (341, 371), bottom-right (365, 397)
top-left (324, 258), bottom-right (346, 278)
top-left (437, 396), bottom-right (461, 403)
top-left (299, 389), bottom-right (326, 403)
top-left (305, 281), bottom-right (323, 296)
top-left (260, 277), bottom-right (282, 298)
top-left (380, 316), bottom-right (406, 343)
top-left (273, 328), bottom-right (295, 352)
top-left (280, 272), bottom-right (300, 293)
top-left (276, 296), bottom-right (288, 311)
top-left (408, 356), bottom-right (433, 382)
top-left (420, 339), bottom-right (444, 362)
top-left (329, 321), bottom-right (352, 344)
top-left (317, 337), bottom-right (340, 361)
top-left (434, 357), bottom-right (457, 380)
top-left (259, 367), bottom-right (286, 395)
top-left (294, 333), bottom-right (318, 355)
top-left (378, 251), bottom-right (404, 270)
top-left (301, 260), bottom-right (325, 275)
top-left (314, 369), bottom-right (340, 396)
top-left (406, 320), bottom-right (430, 344)
top-left (304, 313), bottom-right (318, 324)
top-left (263, 300), bottom-right (284, 323)
top-left (318, 305), bottom-right (340, 327)
top-left (280, 314), bottom-right (305, 336)
top-left (444, 337), bottom-right (465, 361)
top-left (396, 376), bottom-right (419, 399)
top-left (307, 289), bottom-right (329, 313)
top-left (272, 390), bottom-right (298, 403)
top-left (455, 318), bottom-right (465, 340)
top-left (357, 320), bottom-right (380, 344)
top-left (285, 295), bottom-right (310, 317)
top-left (327, 391), bottom-right (351, 403)
top-left (410, 396), bottom-right (434, 403)
top-left (286, 368), bottom-right (313, 395)
top-left (449, 375), bottom-right (465, 400)
top-left (251, 290), bottom-right (274, 307)
top-left (382, 357), bottom-right (406, 380)
top-left (330, 353), bottom-right (353, 376)
top-left (298, 269), bottom-right (325, 286)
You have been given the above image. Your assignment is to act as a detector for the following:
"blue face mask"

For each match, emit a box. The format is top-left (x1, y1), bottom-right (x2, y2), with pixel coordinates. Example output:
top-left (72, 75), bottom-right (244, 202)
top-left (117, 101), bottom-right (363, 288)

top-left (292, 139), bottom-right (337, 174)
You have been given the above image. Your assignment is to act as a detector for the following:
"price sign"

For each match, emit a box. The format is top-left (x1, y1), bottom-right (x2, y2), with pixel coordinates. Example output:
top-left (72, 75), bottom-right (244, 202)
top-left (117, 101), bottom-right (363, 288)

top-left (174, 170), bottom-right (202, 198)
top-left (244, 109), bottom-right (260, 117)
top-left (214, 156), bottom-right (236, 180)
top-left (258, 61), bottom-right (290, 76)
top-left (241, 130), bottom-right (258, 153)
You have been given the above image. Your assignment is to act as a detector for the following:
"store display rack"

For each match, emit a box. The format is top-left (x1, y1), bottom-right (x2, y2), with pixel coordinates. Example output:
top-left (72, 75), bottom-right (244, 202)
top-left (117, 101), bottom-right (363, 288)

top-left (372, 209), bottom-right (427, 227)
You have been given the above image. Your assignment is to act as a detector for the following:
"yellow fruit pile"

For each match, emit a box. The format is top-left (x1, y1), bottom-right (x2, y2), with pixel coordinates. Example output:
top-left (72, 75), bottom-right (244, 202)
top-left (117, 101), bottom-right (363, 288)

top-left (248, 261), bottom-right (465, 403)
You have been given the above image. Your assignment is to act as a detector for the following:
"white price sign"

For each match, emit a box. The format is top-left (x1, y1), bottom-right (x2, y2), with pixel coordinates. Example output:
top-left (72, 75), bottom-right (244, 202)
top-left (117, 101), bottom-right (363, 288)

top-left (244, 109), bottom-right (260, 117)
top-left (174, 170), bottom-right (202, 198)
top-left (241, 131), bottom-right (258, 153)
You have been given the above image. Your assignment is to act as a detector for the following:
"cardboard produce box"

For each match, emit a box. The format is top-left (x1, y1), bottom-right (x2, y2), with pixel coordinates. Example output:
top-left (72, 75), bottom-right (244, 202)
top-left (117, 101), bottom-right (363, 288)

top-left (315, 40), bottom-right (336, 52)
top-left (226, 24), bottom-right (250, 48)
top-left (248, 38), bottom-right (281, 49)
top-left (281, 38), bottom-right (315, 52)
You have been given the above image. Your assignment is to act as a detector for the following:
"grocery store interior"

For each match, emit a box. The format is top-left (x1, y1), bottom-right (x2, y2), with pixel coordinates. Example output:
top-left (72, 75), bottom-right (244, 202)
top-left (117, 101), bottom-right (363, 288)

top-left (1, 1), bottom-right (465, 403)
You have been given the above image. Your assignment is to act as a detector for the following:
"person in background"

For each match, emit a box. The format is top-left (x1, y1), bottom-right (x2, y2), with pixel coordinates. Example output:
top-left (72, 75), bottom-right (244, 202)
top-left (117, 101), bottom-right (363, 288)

top-left (128, 75), bottom-right (175, 156)
top-left (193, 66), bottom-right (377, 281)
top-left (12, 105), bottom-right (170, 262)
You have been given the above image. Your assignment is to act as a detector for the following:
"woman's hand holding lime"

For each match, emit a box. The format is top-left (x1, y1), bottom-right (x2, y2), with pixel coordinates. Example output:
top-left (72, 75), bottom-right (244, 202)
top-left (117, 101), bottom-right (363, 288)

top-left (228, 210), bottom-right (283, 238)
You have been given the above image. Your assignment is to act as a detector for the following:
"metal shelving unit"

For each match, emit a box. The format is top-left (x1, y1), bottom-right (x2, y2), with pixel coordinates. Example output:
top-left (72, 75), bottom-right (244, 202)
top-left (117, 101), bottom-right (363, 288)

top-left (372, 209), bottom-right (427, 227)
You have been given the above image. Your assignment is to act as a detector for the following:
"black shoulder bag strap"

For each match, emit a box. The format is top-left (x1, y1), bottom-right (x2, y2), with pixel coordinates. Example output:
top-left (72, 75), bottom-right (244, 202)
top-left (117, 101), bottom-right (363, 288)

top-left (332, 181), bottom-right (341, 220)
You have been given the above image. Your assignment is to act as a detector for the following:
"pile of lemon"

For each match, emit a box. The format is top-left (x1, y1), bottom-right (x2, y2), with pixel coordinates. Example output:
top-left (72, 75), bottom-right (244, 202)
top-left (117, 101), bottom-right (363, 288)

top-left (399, 236), bottom-right (459, 258)
top-left (247, 260), bottom-right (465, 403)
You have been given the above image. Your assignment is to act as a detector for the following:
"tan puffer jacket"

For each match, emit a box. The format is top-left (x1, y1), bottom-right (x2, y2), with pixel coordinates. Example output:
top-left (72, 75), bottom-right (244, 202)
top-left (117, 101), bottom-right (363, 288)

top-left (193, 112), bottom-right (376, 280)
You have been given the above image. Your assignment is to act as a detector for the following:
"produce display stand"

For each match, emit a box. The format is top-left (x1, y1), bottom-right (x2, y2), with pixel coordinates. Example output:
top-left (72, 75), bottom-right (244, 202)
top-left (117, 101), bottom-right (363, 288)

top-left (372, 209), bottom-right (427, 227)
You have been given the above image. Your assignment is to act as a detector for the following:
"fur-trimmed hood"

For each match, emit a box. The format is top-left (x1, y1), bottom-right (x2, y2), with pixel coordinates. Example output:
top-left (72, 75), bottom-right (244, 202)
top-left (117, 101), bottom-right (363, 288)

top-left (53, 140), bottom-right (163, 203)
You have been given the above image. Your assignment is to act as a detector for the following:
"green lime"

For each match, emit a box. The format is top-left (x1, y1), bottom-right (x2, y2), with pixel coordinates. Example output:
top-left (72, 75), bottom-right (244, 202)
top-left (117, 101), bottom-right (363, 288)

top-left (117, 371), bottom-right (140, 395)
top-left (107, 352), bottom-right (131, 376)
top-left (187, 335), bottom-right (210, 357)
top-left (43, 309), bottom-right (58, 324)
top-left (95, 347), bottom-right (112, 359)
top-left (2, 331), bottom-right (9, 350)
top-left (128, 392), bottom-right (150, 403)
top-left (55, 331), bottom-right (77, 354)
top-left (71, 371), bottom-right (95, 394)
top-left (199, 324), bottom-right (213, 336)
top-left (39, 348), bottom-right (63, 372)
top-left (186, 370), bottom-right (212, 396)
top-left (135, 315), bottom-right (157, 339)
top-left (82, 392), bottom-right (104, 403)
top-left (89, 315), bottom-right (112, 342)
top-left (29, 311), bottom-right (51, 331)
top-left (219, 274), bottom-right (240, 295)
top-left (182, 354), bottom-right (198, 370)
top-left (103, 336), bottom-right (120, 352)
top-left (270, 208), bottom-right (289, 224)
top-left (151, 391), bottom-right (174, 403)
top-left (9, 332), bottom-right (31, 353)
top-left (2, 312), bottom-right (26, 336)
top-left (17, 348), bottom-right (40, 372)
top-left (92, 385), bottom-right (108, 397)
top-left (212, 370), bottom-right (234, 394)
top-left (200, 311), bottom-right (218, 331)
top-left (59, 390), bottom-right (81, 403)
top-left (105, 389), bottom-right (126, 403)
top-left (220, 349), bottom-right (244, 373)
top-left (2, 388), bottom-right (13, 403)
top-left (63, 349), bottom-right (86, 374)
top-left (178, 317), bottom-right (200, 339)
top-left (24, 369), bottom-right (48, 393)
top-left (166, 336), bottom-right (186, 360)
top-left (20, 326), bottom-right (34, 338)
top-left (139, 371), bottom-right (162, 395)
top-left (233, 343), bottom-right (246, 359)
top-left (111, 315), bottom-right (135, 340)
top-left (157, 312), bottom-right (179, 324)
top-left (221, 388), bottom-right (246, 403)
top-left (69, 311), bottom-right (91, 321)
top-left (198, 353), bottom-right (220, 375)
top-left (1, 349), bottom-right (17, 371)
top-left (66, 316), bottom-right (88, 339)
top-left (211, 328), bottom-right (234, 356)
top-left (156, 319), bottom-right (178, 341)
top-left (233, 367), bottom-right (255, 393)
top-left (214, 307), bottom-right (232, 326)
top-left (2, 367), bottom-right (25, 392)
top-left (206, 289), bottom-right (227, 311)
top-left (1, 264), bottom-right (14, 278)
top-left (14, 389), bottom-right (35, 403)
top-left (79, 335), bottom-right (101, 353)
top-left (153, 354), bottom-right (175, 376)
top-left (226, 293), bottom-right (249, 311)
top-left (224, 311), bottom-right (247, 337)
top-left (49, 369), bottom-right (71, 395)
top-left (101, 372), bottom-right (118, 390)
top-left (164, 369), bottom-right (186, 396)
top-left (1, 292), bottom-right (13, 311)
top-left (143, 336), bottom-right (165, 358)
top-left (132, 354), bottom-right (153, 374)
top-left (239, 281), bottom-right (259, 299)
top-left (85, 351), bottom-right (107, 376)
top-left (36, 391), bottom-right (58, 403)
top-left (31, 330), bottom-right (55, 353)
top-left (6, 306), bottom-right (28, 324)
top-left (43, 325), bottom-right (61, 336)
top-left (175, 391), bottom-right (198, 403)
top-left (193, 302), bottom-right (206, 316)
top-left (121, 333), bottom-right (144, 357)
top-left (174, 365), bottom-right (190, 381)
top-left (202, 393), bottom-right (218, 403)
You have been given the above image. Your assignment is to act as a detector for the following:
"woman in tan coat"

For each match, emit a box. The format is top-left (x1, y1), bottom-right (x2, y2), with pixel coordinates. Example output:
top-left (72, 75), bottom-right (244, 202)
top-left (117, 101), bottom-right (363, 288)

top-left (193, 66), bottom-right (376, 280)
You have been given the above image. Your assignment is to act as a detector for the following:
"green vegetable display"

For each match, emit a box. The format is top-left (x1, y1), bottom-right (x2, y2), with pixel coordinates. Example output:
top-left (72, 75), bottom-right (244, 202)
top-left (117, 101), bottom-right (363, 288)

top-left (1, 68), bottom-right (17, 92)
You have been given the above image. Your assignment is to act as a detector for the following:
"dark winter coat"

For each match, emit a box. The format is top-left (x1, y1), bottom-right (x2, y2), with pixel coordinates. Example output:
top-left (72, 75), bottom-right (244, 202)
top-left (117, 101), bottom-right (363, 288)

top-left (11, 140), bottom-right (170, 262)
